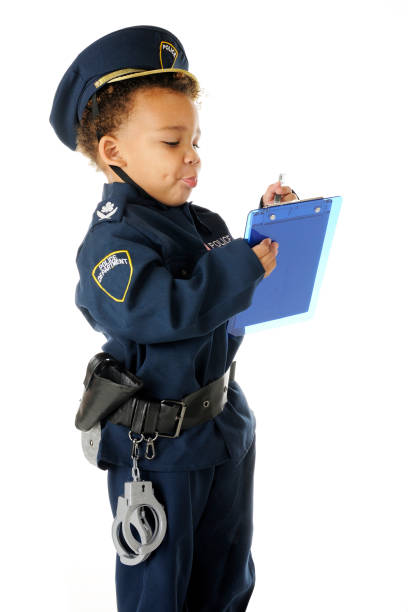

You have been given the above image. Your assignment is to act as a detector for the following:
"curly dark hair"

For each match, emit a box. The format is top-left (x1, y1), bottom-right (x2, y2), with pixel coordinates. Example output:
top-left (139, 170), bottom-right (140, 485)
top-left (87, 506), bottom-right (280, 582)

top-left (76, 71), bottom-right (203, 172)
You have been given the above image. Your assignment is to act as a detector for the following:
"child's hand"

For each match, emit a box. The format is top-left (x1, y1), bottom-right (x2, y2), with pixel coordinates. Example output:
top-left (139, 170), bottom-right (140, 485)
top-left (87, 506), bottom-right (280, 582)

top-left (252, 238), bottom-right (279, 278)
top-left (261, 181), bottom-right (299, 207)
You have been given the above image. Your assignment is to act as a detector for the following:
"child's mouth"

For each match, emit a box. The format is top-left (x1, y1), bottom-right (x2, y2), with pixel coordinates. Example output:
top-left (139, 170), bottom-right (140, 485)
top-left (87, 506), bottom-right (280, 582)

top-left (181, 177), bottom-right (197, 187)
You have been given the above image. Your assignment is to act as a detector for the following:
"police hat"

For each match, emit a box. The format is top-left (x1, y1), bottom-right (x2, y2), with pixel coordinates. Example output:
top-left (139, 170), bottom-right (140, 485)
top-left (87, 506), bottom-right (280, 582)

top-left (49, 25), bottom-right (200, 152)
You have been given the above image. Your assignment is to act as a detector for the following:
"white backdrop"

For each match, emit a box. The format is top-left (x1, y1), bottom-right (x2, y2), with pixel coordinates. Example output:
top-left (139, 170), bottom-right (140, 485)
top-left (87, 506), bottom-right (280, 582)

top-left (1, 1), bottom-right (407, 610)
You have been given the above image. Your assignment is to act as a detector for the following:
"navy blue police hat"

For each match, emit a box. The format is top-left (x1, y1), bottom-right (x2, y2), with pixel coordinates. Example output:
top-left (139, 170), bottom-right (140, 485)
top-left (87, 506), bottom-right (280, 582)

top-left (49, 25), bottom-right (200, 152)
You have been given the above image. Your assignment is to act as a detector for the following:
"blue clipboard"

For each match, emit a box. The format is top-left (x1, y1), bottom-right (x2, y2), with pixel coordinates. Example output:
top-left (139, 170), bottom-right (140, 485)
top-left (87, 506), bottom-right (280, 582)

top-left (227, 195), bottom-right (343, 336)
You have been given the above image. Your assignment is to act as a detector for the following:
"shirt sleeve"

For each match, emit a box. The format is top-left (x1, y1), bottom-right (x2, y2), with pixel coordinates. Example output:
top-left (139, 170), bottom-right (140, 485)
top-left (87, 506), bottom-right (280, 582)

top-left (75, 221), bottom-right (266, 345)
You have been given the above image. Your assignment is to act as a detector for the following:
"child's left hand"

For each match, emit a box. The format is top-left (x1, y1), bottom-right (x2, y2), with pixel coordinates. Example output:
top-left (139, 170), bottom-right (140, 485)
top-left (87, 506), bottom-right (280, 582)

top-left (261, 181), bottom-right (299, 207)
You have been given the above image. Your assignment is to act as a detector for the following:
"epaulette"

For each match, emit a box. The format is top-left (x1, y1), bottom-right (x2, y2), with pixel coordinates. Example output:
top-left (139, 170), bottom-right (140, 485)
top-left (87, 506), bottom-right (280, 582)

top-left (90, 196), bottom-right (126, 229)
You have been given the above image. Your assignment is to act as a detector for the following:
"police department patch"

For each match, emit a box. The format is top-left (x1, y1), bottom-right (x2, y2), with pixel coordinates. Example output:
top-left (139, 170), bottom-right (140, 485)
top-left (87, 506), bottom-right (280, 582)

top-left (92, 250), bottom-right (133, 302)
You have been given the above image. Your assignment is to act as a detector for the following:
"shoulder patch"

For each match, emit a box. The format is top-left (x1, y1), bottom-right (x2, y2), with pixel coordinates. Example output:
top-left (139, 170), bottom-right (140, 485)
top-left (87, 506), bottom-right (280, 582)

top-left (91, 250), bottom-right (133, 302)
top-left (91, 199), bottom-right (125, 227)
top-left (97, 200), bottom-right (118, 219)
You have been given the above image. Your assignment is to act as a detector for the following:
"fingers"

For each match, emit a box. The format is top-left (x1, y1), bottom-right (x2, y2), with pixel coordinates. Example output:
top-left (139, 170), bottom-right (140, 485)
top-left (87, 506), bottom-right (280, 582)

top-left (261, 241), bottom-right (279, 261)
top-left (257, 238), bottom-right (272, 256)
top-left (263, 253), bottom-right (278, 277)
top-left (280, 186), bottom-right (292, 196)
top-left (269, 242), bottom-right (279, 258)
top-left (266, 183), bottom-right (291, 196)
top-left (254, 238), bottom-right (279, 278)
top-left (281, 192), bottom-right (298, 203)
top-left (264, 181), bottom-right (284, 200)
top-left (263, 183), bottom-right (296, 206)
top-left (254, 238), bottom-right (278, 260)
top-left (261, 238), bottom-right (279, 253)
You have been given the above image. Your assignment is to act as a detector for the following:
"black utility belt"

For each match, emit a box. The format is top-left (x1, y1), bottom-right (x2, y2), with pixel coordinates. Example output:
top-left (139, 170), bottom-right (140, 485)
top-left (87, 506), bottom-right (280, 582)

top-left (75, 352), bottom-right (236, 438)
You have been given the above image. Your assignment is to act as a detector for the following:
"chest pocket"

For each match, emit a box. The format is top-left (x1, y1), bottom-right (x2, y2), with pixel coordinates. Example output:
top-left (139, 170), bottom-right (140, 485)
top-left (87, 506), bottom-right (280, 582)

top-left (164, 255), bottom-right (192, 279)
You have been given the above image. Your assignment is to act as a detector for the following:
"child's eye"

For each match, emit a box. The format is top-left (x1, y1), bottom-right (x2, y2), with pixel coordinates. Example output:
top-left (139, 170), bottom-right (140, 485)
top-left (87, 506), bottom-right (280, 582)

top-left (163, 142), bottom-right (200, 149)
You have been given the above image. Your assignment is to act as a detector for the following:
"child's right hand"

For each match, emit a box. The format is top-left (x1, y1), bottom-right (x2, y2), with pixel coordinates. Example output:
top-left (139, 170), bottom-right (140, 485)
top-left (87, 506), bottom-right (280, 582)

top-left (251, 238), bottom-right (279, 278)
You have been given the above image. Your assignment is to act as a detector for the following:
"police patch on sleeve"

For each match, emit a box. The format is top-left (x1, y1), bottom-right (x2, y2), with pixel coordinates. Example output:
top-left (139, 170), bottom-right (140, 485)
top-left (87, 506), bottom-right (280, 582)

top-left (92, 250), bottom-right (133, 302)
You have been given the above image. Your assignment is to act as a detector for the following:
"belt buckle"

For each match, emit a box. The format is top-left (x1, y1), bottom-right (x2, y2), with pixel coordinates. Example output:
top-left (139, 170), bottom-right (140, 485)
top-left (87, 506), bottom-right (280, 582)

top-left (158, 400), bottom-right (187, 438)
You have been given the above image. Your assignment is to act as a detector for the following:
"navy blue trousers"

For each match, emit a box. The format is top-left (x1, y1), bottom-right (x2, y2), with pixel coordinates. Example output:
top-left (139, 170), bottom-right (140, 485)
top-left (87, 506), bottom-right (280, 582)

top-left (107, 434), bottom-right (256, 612)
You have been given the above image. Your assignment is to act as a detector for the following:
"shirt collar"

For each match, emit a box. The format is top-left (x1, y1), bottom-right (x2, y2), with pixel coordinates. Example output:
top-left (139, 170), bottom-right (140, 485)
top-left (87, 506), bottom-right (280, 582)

top-left (101, 180), bottom-right (180, 211)
top-left (101, 181), bottom-right (212, 233)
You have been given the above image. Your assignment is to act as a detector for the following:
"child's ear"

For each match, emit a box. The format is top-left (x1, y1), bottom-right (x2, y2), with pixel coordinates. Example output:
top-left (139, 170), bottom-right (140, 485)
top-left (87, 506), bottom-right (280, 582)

top-left (98, 135), bottom-right (125, 168)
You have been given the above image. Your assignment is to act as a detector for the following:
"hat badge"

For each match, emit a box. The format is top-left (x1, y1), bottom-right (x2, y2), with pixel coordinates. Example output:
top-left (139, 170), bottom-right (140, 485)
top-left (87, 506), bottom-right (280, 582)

top-left (160, 41), bottom-right (178, 69)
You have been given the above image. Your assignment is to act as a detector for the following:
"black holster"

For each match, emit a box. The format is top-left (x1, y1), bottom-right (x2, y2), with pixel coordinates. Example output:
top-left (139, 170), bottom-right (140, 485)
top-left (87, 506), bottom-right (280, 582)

top-left (75, 352), bottom-right (144, 432)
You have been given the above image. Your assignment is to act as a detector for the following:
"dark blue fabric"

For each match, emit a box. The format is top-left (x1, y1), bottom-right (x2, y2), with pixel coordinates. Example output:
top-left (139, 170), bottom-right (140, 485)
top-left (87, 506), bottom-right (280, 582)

top-left (75, 181), bottom-right (262, 610)
top-left (107, 434), bottom-right (256, 612)
top-left (75, 181), bottom-right (265, 472)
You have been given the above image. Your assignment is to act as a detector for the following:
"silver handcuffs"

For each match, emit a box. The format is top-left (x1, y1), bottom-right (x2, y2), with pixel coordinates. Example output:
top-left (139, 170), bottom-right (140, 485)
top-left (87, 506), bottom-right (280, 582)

top-left (81, 426), bottom-right (167, 565)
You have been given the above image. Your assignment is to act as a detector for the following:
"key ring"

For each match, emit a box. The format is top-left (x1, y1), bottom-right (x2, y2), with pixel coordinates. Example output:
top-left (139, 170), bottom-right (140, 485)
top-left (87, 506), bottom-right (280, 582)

top-left (144, 432), bottom-right (159, 460)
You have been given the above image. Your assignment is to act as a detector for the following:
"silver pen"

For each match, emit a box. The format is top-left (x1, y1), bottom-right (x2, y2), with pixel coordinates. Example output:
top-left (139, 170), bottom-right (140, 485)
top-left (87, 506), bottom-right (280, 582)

top-left (273, 173), bottom-right (286, 204)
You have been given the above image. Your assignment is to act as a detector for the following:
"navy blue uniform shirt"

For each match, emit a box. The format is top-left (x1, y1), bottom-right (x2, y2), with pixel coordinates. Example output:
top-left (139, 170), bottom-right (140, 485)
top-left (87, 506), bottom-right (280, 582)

top-left (75, 181), bottom-right (265, 471)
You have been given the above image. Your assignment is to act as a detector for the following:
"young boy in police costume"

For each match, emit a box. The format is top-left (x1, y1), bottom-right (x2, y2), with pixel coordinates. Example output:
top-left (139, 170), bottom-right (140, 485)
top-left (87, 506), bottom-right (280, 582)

top-left (49, 25), bottom-right (299, 612)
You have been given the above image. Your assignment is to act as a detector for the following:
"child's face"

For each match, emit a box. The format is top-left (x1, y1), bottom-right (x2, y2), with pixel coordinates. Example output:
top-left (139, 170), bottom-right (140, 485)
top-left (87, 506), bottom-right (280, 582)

top-left (99, 87), bottom-right (201, 206)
